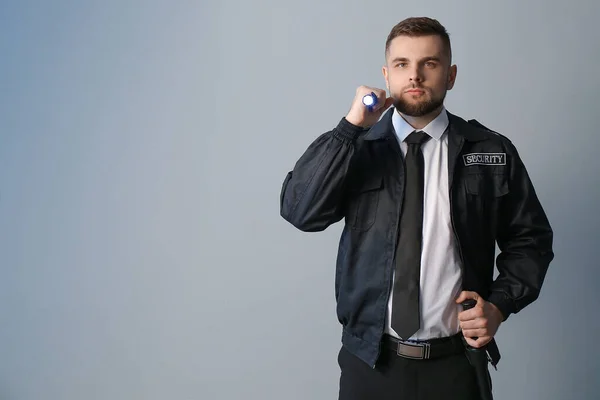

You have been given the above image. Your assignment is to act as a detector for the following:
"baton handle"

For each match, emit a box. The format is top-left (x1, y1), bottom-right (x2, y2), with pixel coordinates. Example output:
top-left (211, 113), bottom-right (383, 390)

top-left (461, 299), bottom-right (477, 311)
top-left (461, 299), bottom-right (494, 400)
top-left (461, 299), bottom-right (478, 339)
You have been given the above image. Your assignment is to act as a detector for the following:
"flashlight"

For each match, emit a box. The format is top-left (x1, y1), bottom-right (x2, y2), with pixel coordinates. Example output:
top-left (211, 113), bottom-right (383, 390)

top-left (362, 92), bottom-right (378, 112)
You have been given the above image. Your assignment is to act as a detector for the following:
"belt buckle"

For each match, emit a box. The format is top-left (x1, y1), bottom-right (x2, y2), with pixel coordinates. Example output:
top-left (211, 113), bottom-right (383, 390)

top-left (397, 341), bottom-right (431, 360)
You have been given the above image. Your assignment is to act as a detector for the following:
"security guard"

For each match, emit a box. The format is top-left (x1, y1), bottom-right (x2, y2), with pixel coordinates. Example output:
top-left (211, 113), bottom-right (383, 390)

top-left (279, 17), bottom-right (554, 400)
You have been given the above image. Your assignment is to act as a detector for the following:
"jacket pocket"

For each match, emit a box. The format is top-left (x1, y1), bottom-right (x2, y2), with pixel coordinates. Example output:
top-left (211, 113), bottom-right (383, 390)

top-left (346, 175), bottom-right (383, 231)
top-left (465, 173), bottom-right (509, 198)
top-left (464, 173), bottom-right (509, 237)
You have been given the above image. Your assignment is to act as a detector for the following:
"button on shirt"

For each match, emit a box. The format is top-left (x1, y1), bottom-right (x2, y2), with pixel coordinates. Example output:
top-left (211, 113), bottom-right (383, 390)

top-left (385, 107), bottom-right (463, 340)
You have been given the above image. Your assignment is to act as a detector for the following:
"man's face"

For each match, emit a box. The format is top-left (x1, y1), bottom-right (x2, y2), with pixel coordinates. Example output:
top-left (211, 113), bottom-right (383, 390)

top-left (382, 35), bottom-right (457, 117)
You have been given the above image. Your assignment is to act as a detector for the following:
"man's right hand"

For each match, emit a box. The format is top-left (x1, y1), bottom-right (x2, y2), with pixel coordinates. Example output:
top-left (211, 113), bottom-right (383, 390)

top-left (345, 86), bottom-right (395, 128)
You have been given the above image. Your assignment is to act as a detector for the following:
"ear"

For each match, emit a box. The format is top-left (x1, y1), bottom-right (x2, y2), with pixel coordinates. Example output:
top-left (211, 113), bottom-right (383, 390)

top-left (382, 65), bottom-right (389, 89)
top-left (447, 64), bottom-right (457, 90)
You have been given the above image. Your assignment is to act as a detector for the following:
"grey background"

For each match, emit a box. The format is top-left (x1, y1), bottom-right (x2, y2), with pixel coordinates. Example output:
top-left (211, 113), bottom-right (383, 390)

top-left (0, 0), bottom-right (598, 399)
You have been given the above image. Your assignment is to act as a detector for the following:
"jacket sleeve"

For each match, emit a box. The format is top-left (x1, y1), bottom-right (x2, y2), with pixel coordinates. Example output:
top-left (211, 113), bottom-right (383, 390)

top-left (280, 117), bottom-right (367, 232)
top-left (487, 141), bottom-right (554, 321)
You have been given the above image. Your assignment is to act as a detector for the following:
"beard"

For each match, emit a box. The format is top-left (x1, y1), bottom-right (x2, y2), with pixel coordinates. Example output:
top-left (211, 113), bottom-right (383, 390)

top-left (392, 88), bottom-right (446, 117)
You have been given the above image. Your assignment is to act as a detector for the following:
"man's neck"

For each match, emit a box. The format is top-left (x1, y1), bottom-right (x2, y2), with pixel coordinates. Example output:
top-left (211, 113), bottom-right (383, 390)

top-left (397, 105), bottom-right (445, 130)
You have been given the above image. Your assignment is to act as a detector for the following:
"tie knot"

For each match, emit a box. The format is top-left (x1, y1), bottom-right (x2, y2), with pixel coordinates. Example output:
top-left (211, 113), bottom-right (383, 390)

top-left (405, 130), bottom-right (431, 146)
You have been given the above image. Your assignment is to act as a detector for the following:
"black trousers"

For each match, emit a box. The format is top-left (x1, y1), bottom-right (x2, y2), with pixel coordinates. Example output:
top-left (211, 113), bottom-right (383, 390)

top-left (337, 344), bottom-right (481, 400)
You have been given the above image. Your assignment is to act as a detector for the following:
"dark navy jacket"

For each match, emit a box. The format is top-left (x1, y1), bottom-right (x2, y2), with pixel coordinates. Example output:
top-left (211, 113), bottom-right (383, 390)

top-left (279, 108), bottom-right (554, 368)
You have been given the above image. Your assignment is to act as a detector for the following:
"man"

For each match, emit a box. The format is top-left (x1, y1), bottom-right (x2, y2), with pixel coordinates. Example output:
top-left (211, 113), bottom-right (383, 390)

top-left (279, 16), bottom-right (553, 400)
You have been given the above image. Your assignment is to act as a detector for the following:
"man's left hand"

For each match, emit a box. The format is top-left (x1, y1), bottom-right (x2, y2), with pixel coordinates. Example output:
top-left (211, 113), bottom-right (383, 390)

top-left (455, 291), bottom-right (504, 348)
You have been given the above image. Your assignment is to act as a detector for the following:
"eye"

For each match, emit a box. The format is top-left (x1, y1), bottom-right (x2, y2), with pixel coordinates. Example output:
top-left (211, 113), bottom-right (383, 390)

top-left (425, 61), bottom-right (437, 68)
top-left (396, 63), bottom-right (406, 68)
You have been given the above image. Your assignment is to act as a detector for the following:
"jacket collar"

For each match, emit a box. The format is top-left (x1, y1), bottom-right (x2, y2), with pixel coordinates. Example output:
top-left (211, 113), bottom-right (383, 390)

top-left (363, 108), bottom-right (489, 142)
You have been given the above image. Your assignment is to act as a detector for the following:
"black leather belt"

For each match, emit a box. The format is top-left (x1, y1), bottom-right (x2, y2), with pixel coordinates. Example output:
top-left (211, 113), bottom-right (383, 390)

top-left (382, 332), bottom-right (465, 360)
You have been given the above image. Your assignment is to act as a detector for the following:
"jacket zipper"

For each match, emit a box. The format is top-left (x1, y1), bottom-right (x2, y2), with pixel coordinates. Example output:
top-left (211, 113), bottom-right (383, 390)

top-left (450, 192), bottom-right (465, 269)
top-left (374, 139), bottom-right (405, 369)
top-left (449, 138), bottom-right (466, 277)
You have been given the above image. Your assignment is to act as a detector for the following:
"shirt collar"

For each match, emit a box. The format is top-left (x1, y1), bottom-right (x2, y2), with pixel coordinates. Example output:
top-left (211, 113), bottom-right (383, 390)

top-left (391, 106), bottom-right (449, 143)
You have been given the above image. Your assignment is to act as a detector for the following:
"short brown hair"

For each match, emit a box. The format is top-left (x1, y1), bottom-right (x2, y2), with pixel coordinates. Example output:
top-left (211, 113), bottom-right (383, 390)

top-left (385, 17), bottom-right (452, 63)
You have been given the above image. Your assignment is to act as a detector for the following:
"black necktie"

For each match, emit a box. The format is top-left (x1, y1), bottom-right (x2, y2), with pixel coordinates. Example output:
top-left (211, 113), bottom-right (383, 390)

top-left (391, 130), bottom-right (431, 339)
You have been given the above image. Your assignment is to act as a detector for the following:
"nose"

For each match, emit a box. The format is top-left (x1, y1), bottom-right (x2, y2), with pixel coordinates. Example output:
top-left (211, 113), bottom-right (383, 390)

top-left (409, 66), bottom-right (423, 83)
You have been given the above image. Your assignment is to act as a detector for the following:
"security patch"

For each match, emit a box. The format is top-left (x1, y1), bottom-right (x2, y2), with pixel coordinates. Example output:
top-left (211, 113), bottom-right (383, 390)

top-left (463, 153), bottom-right (506, 166)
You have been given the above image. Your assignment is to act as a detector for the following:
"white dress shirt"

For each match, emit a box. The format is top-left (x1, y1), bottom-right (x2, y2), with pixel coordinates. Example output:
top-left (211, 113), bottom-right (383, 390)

top-left (385, 107), bottom-right (463, 341)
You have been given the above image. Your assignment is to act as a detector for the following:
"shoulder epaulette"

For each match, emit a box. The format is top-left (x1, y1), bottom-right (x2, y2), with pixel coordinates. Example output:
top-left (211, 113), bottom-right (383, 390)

top-left (467, 119), bottom-right (512, 143)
